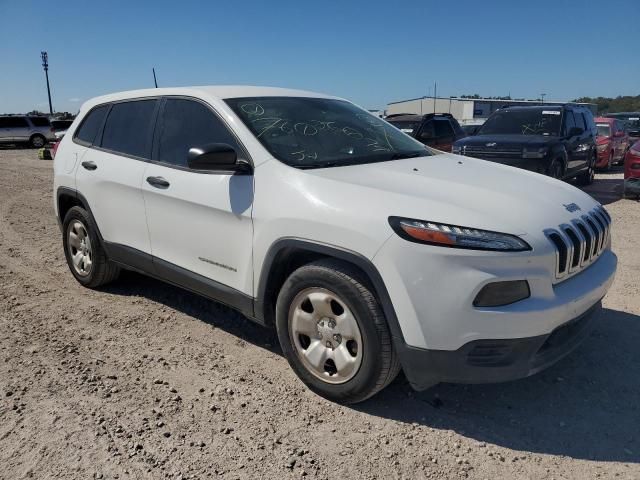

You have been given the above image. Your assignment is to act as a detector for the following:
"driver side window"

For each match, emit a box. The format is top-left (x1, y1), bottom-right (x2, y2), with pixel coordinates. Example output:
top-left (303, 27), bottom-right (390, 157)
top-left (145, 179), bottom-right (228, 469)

top-left (156, 98), bottom-right (241, 167)
top-left (564, 111), bottom-right (576, 136)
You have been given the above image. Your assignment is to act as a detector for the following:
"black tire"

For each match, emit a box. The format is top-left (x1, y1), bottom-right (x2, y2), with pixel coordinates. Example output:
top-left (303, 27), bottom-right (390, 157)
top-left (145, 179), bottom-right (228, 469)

top-left (29, 134), bottom-right (46, 149)
top-left (547, 159), bottom-right (564, 179)
top-left (606, 151), bottom-right (613, 171)
top-left (576, 153), bottom-right (595, 186)
top-left (62, 206), bottom-right (120, 288)
top-left (275, 259), bottom-right (400, 404)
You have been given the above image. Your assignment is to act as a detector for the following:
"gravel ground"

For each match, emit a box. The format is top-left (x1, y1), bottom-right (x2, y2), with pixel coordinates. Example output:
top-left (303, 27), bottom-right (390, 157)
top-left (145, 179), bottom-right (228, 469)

top-left (0, 148), bottom-right (639, 480)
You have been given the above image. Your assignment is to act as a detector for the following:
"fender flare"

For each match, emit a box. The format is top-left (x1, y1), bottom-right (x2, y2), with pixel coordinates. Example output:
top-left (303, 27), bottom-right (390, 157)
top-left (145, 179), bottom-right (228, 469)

top-left (255, 238), bottom-right (406, 343)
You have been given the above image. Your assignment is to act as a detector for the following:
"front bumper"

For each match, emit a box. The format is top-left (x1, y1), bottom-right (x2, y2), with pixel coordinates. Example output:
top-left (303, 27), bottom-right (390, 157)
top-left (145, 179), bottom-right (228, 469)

top-left (397, 302), bottom-right (600, 390)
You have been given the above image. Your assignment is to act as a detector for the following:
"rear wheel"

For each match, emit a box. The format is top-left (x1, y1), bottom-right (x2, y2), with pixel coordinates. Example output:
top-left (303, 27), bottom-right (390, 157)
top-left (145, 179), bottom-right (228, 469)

top-left (30, 134), bottom-right (46, 148)
top-left (62, 206), bottom-right (120, 288)
top-left (275, 259), bottom-right (400, 404)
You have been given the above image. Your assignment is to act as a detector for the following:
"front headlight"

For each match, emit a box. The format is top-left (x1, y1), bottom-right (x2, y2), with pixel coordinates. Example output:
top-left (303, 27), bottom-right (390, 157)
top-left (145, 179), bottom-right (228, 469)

top-left (597, 144), bottom-right (609, 152)
top-left (452, 145), bottom-right (462, 154)
top-left (522, 147), bottom-right (548, 159)
top-left (389, 217), bottom-right (531, 251)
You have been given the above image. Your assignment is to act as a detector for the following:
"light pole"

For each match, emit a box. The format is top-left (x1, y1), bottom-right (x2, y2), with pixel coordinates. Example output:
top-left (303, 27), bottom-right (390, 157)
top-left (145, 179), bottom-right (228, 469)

top-left (540, 93), bottom-right (546, 104)
top-left (41, 51), bottom-right (53, 115)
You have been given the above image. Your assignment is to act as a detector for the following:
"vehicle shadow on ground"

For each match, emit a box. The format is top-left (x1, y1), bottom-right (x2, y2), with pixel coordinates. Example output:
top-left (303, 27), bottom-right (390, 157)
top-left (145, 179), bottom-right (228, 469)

top-left (580, 168), bottom-right (625, 205)
top-left (357, 307), bottom-right (640, 463)
top-left (101, 270), bottom-right (280, 354)
top-left (103, 274), bottom-right (640, 463)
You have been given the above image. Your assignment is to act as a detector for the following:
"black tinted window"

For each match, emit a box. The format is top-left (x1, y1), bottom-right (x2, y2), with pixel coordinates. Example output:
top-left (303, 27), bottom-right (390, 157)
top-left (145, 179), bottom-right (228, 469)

top-left (573, 111), bottom-right (586, 130)
top-left (434, 119), bottom-right (454, 137)
top-left (2, 117), bottom-right (29, 128)
top-left (101, 100), bottom-right (157, 158)
top-left (76, 105), bottom-right (109, 145)
top-left (29, 117), bottom-right (50, 127)
top-left (564, 111), bottom-right (576, 134)
top-left (157, 99), bottom-right (240, 167)
top-left (479, 109), bottom-right (562, 136)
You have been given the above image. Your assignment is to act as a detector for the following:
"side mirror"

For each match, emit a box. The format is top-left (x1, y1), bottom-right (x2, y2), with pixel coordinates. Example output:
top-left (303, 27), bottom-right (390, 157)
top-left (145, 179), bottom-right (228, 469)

top-left (187, 143), bottom-right (251, 173)
top-left (568, 127), bottom-right (584, 137)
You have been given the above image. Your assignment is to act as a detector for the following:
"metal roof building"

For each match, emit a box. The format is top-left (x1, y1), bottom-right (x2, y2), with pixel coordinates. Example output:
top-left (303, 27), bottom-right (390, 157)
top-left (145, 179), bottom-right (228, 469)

top-left (386, 96), bottom-right (597, 125)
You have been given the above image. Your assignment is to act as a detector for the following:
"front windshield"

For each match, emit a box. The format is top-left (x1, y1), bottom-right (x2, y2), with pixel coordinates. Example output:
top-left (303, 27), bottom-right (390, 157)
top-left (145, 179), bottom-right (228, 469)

top-left (478, 109), bottom-right (562, 136)
top-left (225, 97), bottom-right (430, 168)
top-left (596, 123), bottom-right (611, 137)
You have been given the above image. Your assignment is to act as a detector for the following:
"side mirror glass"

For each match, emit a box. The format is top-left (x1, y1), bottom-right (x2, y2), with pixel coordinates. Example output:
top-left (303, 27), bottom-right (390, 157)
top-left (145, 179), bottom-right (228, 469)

top-left (187, 143), bottom-right (248, 172)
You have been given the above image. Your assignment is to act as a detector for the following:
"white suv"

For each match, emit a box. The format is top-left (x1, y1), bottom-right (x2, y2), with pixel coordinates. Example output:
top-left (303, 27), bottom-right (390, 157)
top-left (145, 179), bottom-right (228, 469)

top-left (53, 86), bottom-right (617, 403)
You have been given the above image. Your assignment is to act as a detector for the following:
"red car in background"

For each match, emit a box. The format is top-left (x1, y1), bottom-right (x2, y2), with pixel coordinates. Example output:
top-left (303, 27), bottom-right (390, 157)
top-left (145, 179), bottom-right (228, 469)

top-left (595, 117), bottom-right (629, 169)
top-left (624, 140), bottom-right (640, 198)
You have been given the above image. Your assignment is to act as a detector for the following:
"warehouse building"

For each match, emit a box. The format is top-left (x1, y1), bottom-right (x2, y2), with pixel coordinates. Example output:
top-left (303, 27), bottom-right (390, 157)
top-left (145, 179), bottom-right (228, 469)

top-left (385, 96), bottom-right (597, 125)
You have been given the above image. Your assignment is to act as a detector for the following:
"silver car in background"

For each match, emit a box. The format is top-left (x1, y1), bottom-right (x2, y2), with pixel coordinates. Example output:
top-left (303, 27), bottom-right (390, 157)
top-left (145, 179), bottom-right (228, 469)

top-left (0, 115), bottom-right (56, 148)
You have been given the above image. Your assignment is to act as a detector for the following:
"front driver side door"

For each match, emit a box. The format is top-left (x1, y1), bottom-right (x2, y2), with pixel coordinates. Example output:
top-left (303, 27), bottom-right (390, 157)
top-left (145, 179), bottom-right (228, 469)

top-left (142, 97), bottom-right (254, 298)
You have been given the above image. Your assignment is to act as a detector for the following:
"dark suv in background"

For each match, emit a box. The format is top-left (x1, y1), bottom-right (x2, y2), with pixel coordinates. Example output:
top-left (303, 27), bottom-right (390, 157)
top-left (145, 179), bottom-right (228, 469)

top-left (386, 113), bottom-right (466, 152)
top-left (453, 105), bottom-right (597, 184)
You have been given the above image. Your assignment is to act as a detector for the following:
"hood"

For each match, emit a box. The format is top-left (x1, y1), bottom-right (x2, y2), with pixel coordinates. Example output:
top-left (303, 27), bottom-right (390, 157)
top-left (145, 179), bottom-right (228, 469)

top-left (455, 134), bottom-right (558, 149)
top-left (305, 153), bottom-right (600, 240)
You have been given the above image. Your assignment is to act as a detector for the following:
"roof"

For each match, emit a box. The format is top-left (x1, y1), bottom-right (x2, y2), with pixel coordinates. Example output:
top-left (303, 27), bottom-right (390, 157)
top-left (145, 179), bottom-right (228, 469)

top-left (82, 85), bottom-right (340, 110)
top-left (388, 95), bottom-right (596, 106)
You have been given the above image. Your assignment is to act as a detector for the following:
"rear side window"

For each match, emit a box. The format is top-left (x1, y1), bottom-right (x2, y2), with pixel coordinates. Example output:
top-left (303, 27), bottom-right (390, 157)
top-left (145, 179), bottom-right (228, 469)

top-left (156, 98), bottom-right (241, 167)
top-left (573, 111), bottom-right (586, 131)
top-left (29, 117), bottom-right (50, 127)
top-left (75, 105), bottom-right (109, 145)
top-left (564, 111), bottom-right (576, 134)
top-left (434, 118), bottom-right (454, 138)
top-left (101, 100), bottom-right (158, 158)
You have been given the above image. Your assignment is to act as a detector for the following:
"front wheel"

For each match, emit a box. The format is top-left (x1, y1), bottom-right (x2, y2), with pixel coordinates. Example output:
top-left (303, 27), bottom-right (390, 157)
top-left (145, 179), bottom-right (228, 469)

top-left (576, 154), bottom-right (595, 186)
top-left (275, 259), bottom-right (400, 404)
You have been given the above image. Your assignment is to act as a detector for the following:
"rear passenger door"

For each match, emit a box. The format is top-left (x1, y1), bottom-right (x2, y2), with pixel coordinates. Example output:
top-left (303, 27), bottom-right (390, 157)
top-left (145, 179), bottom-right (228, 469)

top-left (141, 97), bottom-right (254, 296)
top-left (75, 99), bottom-right (157, 260)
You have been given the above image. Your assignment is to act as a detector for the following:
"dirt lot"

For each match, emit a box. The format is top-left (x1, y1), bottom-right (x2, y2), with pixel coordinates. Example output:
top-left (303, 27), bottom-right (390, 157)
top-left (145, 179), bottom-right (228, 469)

top-left (0, 148), bottom-right (639, 480)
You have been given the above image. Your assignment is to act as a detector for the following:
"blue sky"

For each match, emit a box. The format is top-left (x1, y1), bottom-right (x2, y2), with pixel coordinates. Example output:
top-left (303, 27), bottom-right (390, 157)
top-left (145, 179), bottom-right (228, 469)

top-left (1, 0), bottom-right (638, 114)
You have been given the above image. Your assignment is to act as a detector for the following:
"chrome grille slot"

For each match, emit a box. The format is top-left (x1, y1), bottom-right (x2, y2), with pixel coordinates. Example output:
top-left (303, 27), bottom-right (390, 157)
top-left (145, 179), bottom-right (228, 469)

top-left (545, 207), bottom-right (611, 282)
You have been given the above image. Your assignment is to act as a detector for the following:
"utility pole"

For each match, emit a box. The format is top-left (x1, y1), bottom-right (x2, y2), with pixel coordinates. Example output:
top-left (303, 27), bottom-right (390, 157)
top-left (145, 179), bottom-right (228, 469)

top-left (40, 51), bottom-right (53, 115)
top-left (540, 93), bottom-right (546, 104)
top-left (433, 81), bottom-right (437, 113)
top-left (152, 67), bottom-right (158, 88)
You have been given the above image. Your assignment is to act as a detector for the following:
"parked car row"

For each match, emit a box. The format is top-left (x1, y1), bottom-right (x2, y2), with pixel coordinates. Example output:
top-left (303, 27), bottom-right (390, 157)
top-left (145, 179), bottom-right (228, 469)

top-left (625, 139), bottom-right (640, 198)
top-left (387, 106), bottom-right (639, 186)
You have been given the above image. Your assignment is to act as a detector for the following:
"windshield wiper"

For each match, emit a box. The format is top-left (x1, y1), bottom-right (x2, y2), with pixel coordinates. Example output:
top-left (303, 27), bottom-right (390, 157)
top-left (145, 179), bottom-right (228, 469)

top-left (295, 162), bottom-right (340, 169)
top-left (389, 151), bottom-right (427, 160)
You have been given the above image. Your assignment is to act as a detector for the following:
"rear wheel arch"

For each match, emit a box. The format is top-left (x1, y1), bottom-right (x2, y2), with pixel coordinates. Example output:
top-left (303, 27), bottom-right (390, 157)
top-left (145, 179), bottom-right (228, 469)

top-left (255, 239), bottom-right (404, 341)
top-left (56, 188), bottom-right (104, 241)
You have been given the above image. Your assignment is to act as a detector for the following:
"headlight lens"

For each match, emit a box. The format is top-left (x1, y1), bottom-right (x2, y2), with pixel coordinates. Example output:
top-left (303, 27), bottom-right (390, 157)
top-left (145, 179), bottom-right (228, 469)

top-left (452, 145), bottom-right (462, 154)
top-left (389, 217), bottom-right (531, 251)
top-left (522, 147), bottom-right (548, 159)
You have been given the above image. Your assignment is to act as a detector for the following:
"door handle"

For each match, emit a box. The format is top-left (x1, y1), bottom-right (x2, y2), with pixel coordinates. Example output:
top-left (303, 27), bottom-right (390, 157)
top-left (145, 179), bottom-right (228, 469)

top-left (146, 176), bottom-right (170, 188)
top-left (81, 161), bottom-right (97, 171)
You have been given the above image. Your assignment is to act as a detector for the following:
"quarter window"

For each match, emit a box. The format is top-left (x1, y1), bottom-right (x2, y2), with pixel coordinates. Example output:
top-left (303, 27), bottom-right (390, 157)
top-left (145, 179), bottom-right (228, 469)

top-left (156, 98), bottom-right (241, 167)
top-left (29, 117), bottom-right (50, 127)
top-left (75, 105), bottom-right (109, 145)
top-left (101, 100), bottom-right (158, 158)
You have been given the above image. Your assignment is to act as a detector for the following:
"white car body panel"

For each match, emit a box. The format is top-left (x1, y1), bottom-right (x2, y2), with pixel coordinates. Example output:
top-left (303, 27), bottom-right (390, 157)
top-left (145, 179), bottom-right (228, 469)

top-left (53, 85), bottom-right (617, 365)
